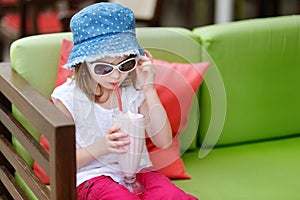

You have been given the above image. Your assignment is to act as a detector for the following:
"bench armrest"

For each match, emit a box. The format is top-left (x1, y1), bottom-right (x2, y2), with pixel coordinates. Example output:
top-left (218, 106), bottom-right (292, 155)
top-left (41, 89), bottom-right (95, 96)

top-left (0, 63), bottom-right (76, 199)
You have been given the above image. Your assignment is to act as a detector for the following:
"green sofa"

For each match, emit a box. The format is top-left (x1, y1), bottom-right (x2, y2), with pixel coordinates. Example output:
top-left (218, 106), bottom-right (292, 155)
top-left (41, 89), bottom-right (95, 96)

top-left (1, 15), bottom-right (300, 199)
top-left (175, 15), bottom-right (300, 200)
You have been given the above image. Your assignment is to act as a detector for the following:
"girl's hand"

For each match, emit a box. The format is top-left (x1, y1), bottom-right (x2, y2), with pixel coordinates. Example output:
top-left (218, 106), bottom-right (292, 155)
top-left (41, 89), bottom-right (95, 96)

top-left (76, 125), bottom-right (130, 169)
top-left (101, 125), bottom-right (130, 154)
top-left (136, 50), bottom-right (156, 91)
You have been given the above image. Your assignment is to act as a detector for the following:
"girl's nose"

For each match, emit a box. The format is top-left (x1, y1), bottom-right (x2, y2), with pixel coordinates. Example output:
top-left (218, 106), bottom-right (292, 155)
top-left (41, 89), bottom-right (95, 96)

top-left (109, 68), bottom-right (121, 79)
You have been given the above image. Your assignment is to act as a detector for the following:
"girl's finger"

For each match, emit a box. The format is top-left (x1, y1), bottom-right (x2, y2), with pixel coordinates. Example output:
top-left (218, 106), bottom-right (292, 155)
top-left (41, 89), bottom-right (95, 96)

top-left (109, 140), bottom-right (130, 154)
top-left (107, 125), bottom-right (121, 134)
top-left (141, 65), bottom-right (153, 73)
top-left (108, 131), bottom-right (128, 140)
top-left (140, 61), bottom-right (153, 66)
top-left (138, 56), bottom-right (152, 63)
top-left (114, 140), bottom-right (130, 147)
top-left (143, 50), bottom-right (153, 59)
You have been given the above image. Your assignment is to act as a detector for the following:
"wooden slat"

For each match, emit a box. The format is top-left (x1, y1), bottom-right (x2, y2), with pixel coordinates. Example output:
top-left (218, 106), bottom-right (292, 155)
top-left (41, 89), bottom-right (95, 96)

top-left (0, 180), bottom-right (11, 200)
top-left (0, 136), bottom-right (50, 200)
top-left (0, 166), bottom-right (28, 200)
top-left (0, 75), bottom-right (15, 199)
top-left (0, 104), bottom-right (49, 175)
top-left (0, 65), bottom-right (74, 140)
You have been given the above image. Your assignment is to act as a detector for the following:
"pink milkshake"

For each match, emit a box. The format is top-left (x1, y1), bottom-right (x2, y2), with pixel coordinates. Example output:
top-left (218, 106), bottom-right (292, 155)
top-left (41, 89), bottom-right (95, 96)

top-left (113, 111), bottom-right (145, 194)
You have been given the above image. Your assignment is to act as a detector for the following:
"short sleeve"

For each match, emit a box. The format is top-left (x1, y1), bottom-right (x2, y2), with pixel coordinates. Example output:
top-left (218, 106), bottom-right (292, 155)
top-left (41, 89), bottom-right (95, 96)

top-left (51, 78), bottom-right (75, 118)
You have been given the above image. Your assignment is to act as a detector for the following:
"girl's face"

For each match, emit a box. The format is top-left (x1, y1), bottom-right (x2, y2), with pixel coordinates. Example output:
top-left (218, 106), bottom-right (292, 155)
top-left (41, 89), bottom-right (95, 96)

top-left (86, 56), bottom-right (136, 90)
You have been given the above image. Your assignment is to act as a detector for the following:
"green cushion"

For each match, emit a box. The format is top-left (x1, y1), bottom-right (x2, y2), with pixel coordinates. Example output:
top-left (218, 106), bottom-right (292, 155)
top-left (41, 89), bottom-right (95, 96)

top-left (12, 107), bottom-right (41, 166)
top-left (174, 136), bottom-right (300, 200)
top-left (194, 15), bottom-right (300, 146)
top-left (15, 173), bottom-right (50, 200)
top-left (10, 32), bottom-right (73, 167)
top-left (10, 32), bottom-right (73, 98)
top-left (136, 27), bottom-right (202, 63)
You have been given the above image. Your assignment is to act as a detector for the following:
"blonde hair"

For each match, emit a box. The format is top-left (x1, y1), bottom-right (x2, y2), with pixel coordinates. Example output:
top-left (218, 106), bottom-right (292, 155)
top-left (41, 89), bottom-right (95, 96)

top-left (74, 62), bottom-right (138, 103)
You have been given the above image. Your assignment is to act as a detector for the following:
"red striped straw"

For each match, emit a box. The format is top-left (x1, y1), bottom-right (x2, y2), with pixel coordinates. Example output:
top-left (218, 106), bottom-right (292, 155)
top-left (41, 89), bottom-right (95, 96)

top-left (113, 83), bottom-right (123, 112)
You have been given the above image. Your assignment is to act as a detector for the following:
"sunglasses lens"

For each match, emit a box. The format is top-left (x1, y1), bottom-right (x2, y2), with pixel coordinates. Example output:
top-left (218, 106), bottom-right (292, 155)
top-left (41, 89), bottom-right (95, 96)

top-left (94, 64), bottom-right (113, 75)
top-left (119, 59), bottom-right (136, 72)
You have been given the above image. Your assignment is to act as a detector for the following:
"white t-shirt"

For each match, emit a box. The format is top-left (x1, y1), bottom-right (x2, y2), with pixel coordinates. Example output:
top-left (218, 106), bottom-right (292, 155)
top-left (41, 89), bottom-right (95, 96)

top-left (51, 79), bottom-right (153, 186)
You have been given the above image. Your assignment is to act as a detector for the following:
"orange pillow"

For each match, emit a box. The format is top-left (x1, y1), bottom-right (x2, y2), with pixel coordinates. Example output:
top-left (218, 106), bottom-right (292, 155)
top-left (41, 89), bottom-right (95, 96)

top-left (55, 39), bottom-right (74, 87)
top-left (148, 59), bottom-right (209, 179)
top-left (34, 39), bottom-right (209, 183)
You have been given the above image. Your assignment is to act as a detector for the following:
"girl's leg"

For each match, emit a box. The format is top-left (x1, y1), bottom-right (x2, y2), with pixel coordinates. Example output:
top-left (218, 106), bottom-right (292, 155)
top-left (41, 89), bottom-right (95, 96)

top-left (77, 176), bottom-right (140, 200)
top-left (137, 170), bottom-right (198, 200)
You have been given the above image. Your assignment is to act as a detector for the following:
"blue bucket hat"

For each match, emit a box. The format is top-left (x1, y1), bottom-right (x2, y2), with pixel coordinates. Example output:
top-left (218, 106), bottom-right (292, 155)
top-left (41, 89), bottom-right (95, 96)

top-left (64, 2), bottom-right (144, 69)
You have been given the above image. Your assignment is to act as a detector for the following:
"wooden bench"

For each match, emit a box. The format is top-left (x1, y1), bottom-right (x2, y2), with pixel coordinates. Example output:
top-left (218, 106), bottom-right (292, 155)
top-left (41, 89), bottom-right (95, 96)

top-left (0, 62), bottom-right (76, 199)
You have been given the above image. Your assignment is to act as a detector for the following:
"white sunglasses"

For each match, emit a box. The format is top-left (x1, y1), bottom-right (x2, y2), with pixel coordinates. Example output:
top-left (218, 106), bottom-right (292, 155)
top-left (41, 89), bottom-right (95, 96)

top-left (86, 57), bottom-right (137, 76)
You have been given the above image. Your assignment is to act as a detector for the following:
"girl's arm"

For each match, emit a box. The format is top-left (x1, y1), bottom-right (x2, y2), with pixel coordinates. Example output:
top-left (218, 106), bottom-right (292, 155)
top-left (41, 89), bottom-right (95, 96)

top-left (136, 51), bottom-right (172, 149)
top-left (139, 89), bottom-right (172, 149)
top-left (54, 99), bottom-right (130, 169)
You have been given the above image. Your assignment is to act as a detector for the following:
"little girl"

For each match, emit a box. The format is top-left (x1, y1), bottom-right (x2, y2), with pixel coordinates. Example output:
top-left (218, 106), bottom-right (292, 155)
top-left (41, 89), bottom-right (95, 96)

top-left (51, 2), bottom-right (198, 200)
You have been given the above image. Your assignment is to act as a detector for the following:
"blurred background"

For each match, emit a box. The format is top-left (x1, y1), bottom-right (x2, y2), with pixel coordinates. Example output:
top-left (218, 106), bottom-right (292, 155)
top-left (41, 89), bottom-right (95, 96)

top-left (1, 0), bottom-right (300, 62)
top-left (160, 0), bottom-right (300, 28)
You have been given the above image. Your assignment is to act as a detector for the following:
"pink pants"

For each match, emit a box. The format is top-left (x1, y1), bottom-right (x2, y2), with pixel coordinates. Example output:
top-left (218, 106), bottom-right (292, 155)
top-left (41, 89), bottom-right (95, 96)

top-left (77, 170), bottom-right (198, 200)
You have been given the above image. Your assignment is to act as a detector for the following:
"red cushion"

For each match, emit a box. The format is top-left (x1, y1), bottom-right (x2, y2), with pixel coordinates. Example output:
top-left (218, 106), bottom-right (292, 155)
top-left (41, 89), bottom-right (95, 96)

top-left (33, 135), bottom-right (50, 184)
top-left (147, 59), bottom-right (209, 179)
top-left (55, 39), bottom-right (74, 87)
top-left (1, 12), bottom-right (62, 35)
top-left (34, 39), bottom-right (209, 183)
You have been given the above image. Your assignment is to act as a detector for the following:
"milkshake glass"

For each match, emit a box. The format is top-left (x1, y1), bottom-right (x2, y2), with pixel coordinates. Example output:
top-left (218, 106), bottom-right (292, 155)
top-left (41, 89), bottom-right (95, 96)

top-left (113, 112), bottom-right (145, 194)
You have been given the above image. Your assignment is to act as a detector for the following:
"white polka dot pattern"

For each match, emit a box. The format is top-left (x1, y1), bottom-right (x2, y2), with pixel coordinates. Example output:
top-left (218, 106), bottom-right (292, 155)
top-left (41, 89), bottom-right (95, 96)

top-left (64, 2), bottom-right (144, 69)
